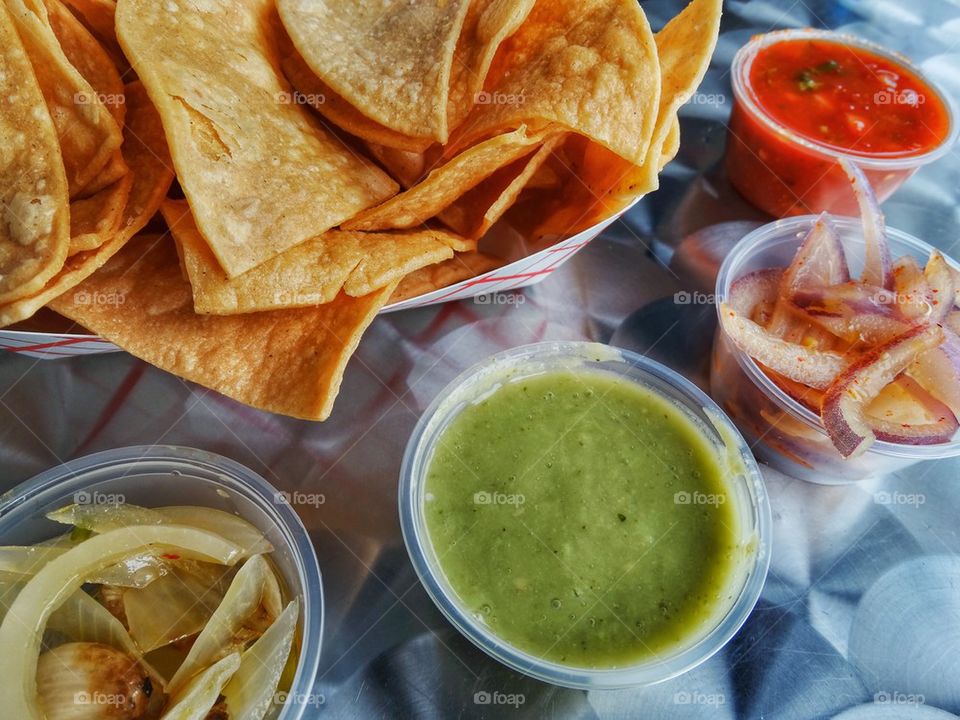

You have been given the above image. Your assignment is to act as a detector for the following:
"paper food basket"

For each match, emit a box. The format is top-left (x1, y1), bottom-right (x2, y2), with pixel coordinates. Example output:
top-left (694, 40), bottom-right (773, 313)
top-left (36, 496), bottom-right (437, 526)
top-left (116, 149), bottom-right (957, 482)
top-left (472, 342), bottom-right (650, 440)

top-left (0, 213), bottom-right (623, 360)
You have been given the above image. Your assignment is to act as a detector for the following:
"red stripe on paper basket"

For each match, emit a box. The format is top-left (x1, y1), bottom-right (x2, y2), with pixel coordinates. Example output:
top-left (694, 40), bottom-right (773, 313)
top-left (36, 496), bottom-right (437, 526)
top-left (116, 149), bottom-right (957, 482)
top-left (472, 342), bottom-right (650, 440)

top-left (2, 337), bottom-right (111, 353)
top-left (76, 363), bottom-right (147, 453)
top-left (0, 344), bottom-right (98, 357)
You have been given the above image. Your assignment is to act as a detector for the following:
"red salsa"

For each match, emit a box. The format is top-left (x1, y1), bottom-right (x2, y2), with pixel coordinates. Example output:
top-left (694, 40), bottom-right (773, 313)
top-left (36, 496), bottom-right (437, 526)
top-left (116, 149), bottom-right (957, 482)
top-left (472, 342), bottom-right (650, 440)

top-left (749, 39), bottom-right (949, 156)
top-left (725, 33), bottom-right (953, 218)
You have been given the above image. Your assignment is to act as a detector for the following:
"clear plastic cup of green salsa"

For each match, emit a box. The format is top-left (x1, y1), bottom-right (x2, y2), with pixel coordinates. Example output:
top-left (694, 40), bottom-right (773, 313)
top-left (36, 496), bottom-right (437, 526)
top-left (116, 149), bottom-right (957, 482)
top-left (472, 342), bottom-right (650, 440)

top-left (400, 342), bottom-right (771, 688)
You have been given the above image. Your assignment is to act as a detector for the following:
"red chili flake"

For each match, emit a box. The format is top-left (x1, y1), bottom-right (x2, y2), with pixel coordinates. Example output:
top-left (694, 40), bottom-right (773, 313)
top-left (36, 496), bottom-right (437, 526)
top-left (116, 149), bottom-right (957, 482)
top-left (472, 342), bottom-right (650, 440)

top-left (160, 553), bottom-right (181, 560)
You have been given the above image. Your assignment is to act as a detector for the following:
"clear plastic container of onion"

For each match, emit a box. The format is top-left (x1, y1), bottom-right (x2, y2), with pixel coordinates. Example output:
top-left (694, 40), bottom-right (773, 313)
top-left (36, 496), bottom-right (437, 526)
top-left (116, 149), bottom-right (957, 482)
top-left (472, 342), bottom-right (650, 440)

top-left (712, 216), bottom-right (960, 484)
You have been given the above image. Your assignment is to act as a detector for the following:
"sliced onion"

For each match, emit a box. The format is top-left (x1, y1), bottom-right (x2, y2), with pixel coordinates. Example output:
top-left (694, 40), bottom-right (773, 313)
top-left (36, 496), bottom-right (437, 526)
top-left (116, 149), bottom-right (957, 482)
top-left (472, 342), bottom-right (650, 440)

top-left (782, 212), bottom-right (849, 302)
top-left (719, 302), bottom-right (850, 389)
top-left (0, 526), bottom-right (241, 720)
top-left (822, 324), bottom-right (945, 457)
top-left (222, 600), bottom-right (299, 720)
top-left (727, 268), bottom-right (783, 315)
top-left (167, 554), bottom-right (274, 694)
top-left (124, 561), bottom-right (234, 652)
top-left (923, 250), bottom-right (956, 322)
top-left (839, 158), bottom-right (891, 289)
top-left (0, 546), bottom-right (67, 575)
top-left (892, 256), bottom-right (934, 321)
top-left (802, 306), bottom-right (908, 347)
top-left (161, 652), bottom-right (241, 720)
top-left (907, 327), bottom-right (960, 419)
top-left (45, 590), bottom-right (167, 692)
top-left (866, 376), bottom-right (959, 445)
top-left (758, 363), bottom-right (825, 412)
top-left (48, 504), bottom-right (272, 559)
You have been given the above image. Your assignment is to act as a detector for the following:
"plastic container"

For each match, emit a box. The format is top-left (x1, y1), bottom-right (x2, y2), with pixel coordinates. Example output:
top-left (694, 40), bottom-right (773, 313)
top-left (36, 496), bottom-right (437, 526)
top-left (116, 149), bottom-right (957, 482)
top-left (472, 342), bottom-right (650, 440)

top-left (711, 216), bottom-right (960, 484)
top-left (0, 445), bottom-right (324, 720)
top-left (400, 341), bottom-right (771, 688)
top-left (725, 29), bottom-right (958, 218)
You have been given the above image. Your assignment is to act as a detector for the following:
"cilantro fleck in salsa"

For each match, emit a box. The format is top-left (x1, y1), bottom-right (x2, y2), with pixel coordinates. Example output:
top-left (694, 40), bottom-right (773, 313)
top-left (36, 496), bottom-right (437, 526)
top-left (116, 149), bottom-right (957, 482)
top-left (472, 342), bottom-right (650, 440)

top-left (726, 30), bottom-right (954, 218)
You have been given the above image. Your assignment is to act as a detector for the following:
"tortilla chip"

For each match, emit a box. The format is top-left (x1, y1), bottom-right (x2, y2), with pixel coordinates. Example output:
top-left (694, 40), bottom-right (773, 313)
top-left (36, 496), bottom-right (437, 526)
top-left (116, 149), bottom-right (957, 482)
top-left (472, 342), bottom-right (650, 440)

top-left (0, 1), bottom-right (70, 304)
top-left (440, 133), bottom-right (565, 238)
top-left (162, 199), bottom-right (466, 314)
top-left (78, 149), bottom-right (128, 198)
top-left (659, 115), bottom-right (681, 171)
top-left (277, 0), bottom-right (471, 142)
top-left (527, 0), bottom-right (721, 238)
top-left (279, 41), bottom-right (432, 154)
top-left (343, 125), bottom-right (553, 231)
top-left (449, 0), bottom-right (660, 167)
top-left (389, 252), bottom-right (502, 304)
top-left (44, 0), bottom-right (124, 125)
top-left (117, 0), bottom-right (398, 277)
top-left (6, 0), bottom-right (122, 196)
top-left (651, 0), bottom-right (721, 156)
top-left (366, 144), bottom-right (436, 190)
top-left (1, 81), bottom-right (174, 326)
top-left (68, 170), bottom-right (132, 255)
top-left (51, 233), bottom-right (396, 420)
top-left (61, 0), bottom-right (126, 71)
top-left (446, 0), bottom-right (536, 131)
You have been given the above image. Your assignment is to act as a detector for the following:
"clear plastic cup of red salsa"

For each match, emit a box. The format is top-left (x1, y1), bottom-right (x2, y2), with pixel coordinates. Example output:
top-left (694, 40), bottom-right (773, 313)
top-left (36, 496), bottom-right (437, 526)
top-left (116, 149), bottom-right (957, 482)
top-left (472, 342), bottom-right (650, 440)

top-left (726, 29), bottom-right (957, 218)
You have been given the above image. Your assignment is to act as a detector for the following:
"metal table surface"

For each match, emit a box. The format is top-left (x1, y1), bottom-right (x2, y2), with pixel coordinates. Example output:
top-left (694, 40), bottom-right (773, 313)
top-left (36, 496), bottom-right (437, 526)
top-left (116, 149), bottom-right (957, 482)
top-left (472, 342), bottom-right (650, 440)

top-left (3, 1), bottom-right (960, 718)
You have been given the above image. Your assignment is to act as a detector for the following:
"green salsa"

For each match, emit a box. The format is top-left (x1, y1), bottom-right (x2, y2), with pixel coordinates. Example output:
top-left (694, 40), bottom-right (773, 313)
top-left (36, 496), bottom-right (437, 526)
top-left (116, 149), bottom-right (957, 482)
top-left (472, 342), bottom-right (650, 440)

top-left (424, 369), bottom-right (742, 668)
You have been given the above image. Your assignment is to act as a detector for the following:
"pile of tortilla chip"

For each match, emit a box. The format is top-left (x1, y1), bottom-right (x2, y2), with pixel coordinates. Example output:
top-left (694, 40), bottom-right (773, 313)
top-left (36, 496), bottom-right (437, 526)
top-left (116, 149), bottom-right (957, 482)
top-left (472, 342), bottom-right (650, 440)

top-left (0, 0), bottom-right (721, 420)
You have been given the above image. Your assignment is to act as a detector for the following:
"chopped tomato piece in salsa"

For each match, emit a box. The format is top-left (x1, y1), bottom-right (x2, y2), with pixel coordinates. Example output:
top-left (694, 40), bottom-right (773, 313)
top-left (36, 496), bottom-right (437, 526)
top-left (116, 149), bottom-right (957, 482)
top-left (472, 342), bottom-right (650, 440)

top-left (750, 39), bottom-right (949, 156)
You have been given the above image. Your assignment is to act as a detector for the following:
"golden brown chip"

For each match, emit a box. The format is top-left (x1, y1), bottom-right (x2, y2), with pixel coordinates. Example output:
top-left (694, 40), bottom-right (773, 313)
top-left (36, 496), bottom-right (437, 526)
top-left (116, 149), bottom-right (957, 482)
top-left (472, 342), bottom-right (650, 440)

top-left (51, 233), bottom-right (396, 421)
top-left (44, 0), bottom-right (124, 125)
top-left (117, 0), bottom-right (398, 278)
top-left (526, 0), bottom-right (721, 238)
top-left (60, 0), bottom-right (126, 71)
top-left (277, 0), bottom-right (471, 142)
top-left (161, 199), bottom-right (466, 314)
top-left (449, 0), bottom-right (660, 166)
top-left (446, 0), bottom-right (536, 131)
top-left (440, 133), bottom-right (565, 238)
top-left (6, 0), bottom-right (122, 196)
top-left (0, 81), bottom-right (174, 326)
top-left (279, 40), bottom-right (432, 154)
top-left (68, 170), bottom-right (132, 255)
top-left (78, 149), bottom-right (128, 198)
top-left (651, 0), bottom-right (721, 156)
top-left (390, 252), bottom-right (502, 304)
top-left (343, 125), bottom-right (553, 232)
top-left (366, 144), bottom-right (436, 190)
top-left (0, 1), bottom-right (70, 304)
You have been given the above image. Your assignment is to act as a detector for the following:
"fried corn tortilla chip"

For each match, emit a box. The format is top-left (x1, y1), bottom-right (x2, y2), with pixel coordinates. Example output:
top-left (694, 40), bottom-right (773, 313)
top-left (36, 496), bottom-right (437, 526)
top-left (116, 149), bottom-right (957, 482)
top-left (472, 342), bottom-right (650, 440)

top-left (446, 0), bottom-right (536, 131)
top-left (0, 1), bottom-right (70, 304)
top-left (68, 170), bottom-right (132, 255)
top-left (366, 144), bottom-right (436, 189)
top-left (79, 149), bottom-right (128, 197)
top-left (526, 0), bottom-right (721, 238)
top-left (6, 0), bottom-right (122, 196)
top-left (44, 0), bottom-right (124, 126)
top-left (277, 0), bottom-right (471, 143)
top-left (343, 125), bottom-right (552, 231)
top-left (61, 0), bottom-right (125, 71)
top-left (52, 233), bottom-right (396, 421)
top-left (1, 82), bottom-right (174, 326)
top-left (389, 252), bottom-right (502, 304)
top-left (162, 199), bottom-right (467, 314)
top-left (440, 133), bottom-right (565, 238)
top-left (449, 0), bottom-right (660, 166)
top-left (117, 0), bottom-right (398, 278)
top-left (278, 39), bottom-right (433, 154)
top-left (651, 0), bottom-right (721, 158)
